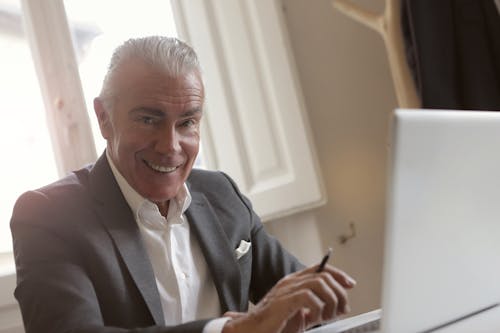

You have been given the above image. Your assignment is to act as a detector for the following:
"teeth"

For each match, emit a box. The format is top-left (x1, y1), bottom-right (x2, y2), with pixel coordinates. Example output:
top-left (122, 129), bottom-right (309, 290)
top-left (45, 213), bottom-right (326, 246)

top-left (147, 161), bottom-right (178, 173)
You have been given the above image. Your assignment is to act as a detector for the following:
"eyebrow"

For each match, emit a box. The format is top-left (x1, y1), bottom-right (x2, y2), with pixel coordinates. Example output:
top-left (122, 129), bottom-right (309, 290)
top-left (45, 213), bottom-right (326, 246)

top-left (181, 108), bottom-right (203, 117)
top-left (130, 107), bottom-right (164, 117)
top-left (130, 107), bottom-right (203, 118)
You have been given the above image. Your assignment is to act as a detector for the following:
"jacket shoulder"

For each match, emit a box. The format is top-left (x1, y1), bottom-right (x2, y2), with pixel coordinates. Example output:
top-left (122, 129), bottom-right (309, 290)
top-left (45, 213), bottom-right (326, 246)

top-left (11, 164), bottom-right (93, 222)
top-left (187, 169), bottom-right (241, 197)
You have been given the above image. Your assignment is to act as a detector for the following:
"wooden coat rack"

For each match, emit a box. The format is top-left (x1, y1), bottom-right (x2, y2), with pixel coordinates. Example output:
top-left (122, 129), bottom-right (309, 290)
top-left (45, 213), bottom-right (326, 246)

top-left (332, 0), bottom-right (421, 108)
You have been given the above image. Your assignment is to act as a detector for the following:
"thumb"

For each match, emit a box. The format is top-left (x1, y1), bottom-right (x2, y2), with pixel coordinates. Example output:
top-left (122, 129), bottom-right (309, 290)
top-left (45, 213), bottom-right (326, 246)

top-left (223, 311), bottom-right (246, 320)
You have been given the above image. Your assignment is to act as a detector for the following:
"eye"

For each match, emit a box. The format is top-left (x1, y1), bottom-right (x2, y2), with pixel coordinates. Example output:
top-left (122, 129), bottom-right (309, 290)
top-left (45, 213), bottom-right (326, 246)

top-left (180, 119), bottom-right (196, 128)
top-left (139, 116), bottom-right (156, 125)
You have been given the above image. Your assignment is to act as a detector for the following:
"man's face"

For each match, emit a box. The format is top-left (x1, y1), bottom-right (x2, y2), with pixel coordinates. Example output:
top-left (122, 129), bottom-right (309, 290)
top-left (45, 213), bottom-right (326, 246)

top-left (95, 59), bottom-right (203, 205)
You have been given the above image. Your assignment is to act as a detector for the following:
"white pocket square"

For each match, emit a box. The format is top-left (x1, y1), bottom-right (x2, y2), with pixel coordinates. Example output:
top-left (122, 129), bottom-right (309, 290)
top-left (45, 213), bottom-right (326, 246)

top-left (235, 240), bottom-right (251, 260)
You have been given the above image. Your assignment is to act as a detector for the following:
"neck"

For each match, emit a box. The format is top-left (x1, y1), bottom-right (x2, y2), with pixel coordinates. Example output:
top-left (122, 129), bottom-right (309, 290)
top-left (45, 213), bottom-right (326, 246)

top-left (156, 201), bottom-right (170, 218)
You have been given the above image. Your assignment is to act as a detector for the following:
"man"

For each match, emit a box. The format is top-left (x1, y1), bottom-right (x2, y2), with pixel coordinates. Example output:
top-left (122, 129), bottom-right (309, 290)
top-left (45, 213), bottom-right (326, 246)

top-left (11, 36), bottom-right (355, 333)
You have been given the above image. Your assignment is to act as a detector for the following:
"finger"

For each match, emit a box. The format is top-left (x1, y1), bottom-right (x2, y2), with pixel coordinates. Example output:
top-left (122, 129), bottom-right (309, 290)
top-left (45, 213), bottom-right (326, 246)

top-left (265, 266), bottom-right (353, 318)
top-left (296, 275), bottom-right (341, 320)
top-left (287, 289), bottom-right (325, 327)
top-left (269, 274), bottom-right (340, 321)
top-left (297, 264), bottom-right (357, 289)
top-left (321, 264), bottom-right (357, 289)
top-left (253, 291), bottom-right (323, 333)
top-left (270, 272), bottom-right (323, 298)
top-left (284, 272), bottom-right (350, 318)
top-left (317, 271), bottom-right (350, 316)
top-left (287, 263), bottom-right (357, 288)
top-left (282, 309), bottom-right (307, 333)
top-left (223, 311), bottom-right (245, 319)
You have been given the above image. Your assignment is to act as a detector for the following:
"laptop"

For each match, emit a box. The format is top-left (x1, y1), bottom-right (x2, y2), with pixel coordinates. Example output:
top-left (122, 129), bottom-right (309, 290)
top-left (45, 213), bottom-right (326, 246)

top-left (310, 109), bottom-right (500, 332)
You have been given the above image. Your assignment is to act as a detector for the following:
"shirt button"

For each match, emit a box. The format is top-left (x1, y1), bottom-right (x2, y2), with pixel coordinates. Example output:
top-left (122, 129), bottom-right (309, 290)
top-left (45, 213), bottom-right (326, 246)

top-left (182, 272), bottom-right (188, 279)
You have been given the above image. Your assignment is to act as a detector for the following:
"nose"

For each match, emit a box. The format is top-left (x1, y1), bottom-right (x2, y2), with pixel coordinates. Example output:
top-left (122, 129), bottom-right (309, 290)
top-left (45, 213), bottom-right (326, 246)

top-left (154, 126), bottom-right (181, 154)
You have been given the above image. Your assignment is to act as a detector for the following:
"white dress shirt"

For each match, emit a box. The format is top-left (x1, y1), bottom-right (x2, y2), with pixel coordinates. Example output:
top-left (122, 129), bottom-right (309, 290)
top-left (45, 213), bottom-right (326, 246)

top-left (107, 154), bottom-right (229, 332)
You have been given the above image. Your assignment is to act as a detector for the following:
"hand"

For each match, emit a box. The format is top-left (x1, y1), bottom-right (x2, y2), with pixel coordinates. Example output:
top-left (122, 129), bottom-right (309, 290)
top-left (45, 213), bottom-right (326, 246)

top-left (221, 264), bottom-right (356, 333)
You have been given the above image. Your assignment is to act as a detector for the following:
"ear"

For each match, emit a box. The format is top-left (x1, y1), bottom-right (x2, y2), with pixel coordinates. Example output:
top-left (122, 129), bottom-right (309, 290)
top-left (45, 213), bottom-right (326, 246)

top-left (94, 97), bottom-right (112, 140)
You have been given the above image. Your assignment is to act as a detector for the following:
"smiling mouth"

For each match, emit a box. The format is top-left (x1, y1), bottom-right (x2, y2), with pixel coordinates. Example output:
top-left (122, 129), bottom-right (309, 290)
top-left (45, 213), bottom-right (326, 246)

top-left (144, 160), bottom-right (180, 173)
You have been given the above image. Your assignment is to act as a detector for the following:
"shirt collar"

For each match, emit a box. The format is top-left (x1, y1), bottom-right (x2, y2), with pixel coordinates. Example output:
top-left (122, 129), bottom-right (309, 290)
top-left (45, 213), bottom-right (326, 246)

top-left (106, 151), bottom-right (192, 224)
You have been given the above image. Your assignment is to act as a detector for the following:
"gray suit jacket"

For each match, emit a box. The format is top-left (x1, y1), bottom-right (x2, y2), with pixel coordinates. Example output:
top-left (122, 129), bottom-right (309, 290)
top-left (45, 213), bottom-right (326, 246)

top-left (11, 153), bottom-right (303, 333)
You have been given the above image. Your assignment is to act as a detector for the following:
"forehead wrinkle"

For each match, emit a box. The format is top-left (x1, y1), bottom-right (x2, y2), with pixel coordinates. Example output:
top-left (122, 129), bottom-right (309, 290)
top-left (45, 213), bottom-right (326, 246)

top-left (136, 96), bottom-right (204, 111)
top-left (129, 107), bottom-right (165, 117)
top-left (116, 80), bottom-right (204, 111)
top-left (111, 59), bottom-right (204, 101)
top-left (124, 82), bottom-right (203, 97)
top-left (126, 95), bottom-right (204, 116)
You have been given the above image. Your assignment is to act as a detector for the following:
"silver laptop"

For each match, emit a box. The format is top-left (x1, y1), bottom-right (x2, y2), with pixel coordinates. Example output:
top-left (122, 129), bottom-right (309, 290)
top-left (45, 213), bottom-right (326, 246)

top-left (310, 109), bottom-right (500, 332)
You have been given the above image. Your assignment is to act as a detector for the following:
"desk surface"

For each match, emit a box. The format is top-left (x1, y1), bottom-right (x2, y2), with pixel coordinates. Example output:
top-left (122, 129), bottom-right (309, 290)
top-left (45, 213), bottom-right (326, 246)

top-left (435, 305), bottom-right (500, 333)
top-left (308, 305), bottom-right (500, 333)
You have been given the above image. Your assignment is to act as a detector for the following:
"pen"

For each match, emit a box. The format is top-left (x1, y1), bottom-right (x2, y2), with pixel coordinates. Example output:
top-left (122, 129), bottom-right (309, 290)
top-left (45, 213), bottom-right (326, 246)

top-left (316, 247), bottom-right (333, 272)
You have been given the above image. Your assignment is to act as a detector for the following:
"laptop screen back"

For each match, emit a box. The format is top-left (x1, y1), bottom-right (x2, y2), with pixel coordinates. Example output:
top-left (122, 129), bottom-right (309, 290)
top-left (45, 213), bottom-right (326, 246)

top-left (381, 109), bottom-right (500, 332)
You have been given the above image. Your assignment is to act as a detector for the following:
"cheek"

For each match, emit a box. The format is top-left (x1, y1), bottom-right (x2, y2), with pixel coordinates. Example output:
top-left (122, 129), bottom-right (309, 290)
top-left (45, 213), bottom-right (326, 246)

top-left (116, 129), bottom-right (152, 151)
top-left (183, 134), bottom-right (200, 158)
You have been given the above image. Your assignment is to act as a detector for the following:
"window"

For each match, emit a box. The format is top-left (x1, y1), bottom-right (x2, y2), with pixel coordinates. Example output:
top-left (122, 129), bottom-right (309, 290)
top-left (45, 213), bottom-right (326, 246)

top-left (0, 0), bottom-right (58, 253)
top-left (171, 1), bottom-right (325, 219)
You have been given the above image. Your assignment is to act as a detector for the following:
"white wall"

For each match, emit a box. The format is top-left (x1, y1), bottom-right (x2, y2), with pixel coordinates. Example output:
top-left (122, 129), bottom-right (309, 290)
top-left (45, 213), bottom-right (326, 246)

top-left (265, 0), bottom-right (398, 316)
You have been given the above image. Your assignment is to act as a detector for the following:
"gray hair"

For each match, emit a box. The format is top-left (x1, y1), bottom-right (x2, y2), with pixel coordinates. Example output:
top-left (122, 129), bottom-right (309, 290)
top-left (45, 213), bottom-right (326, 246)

top-left (98, 36), bottom-right (202, 110)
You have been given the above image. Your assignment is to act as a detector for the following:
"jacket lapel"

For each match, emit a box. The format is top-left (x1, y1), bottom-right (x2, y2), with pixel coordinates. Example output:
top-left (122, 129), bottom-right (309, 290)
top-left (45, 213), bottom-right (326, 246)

top-left (186, 191), bottom-right (243, 312)
top-left (88, 154), bottom-right (164, 325)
